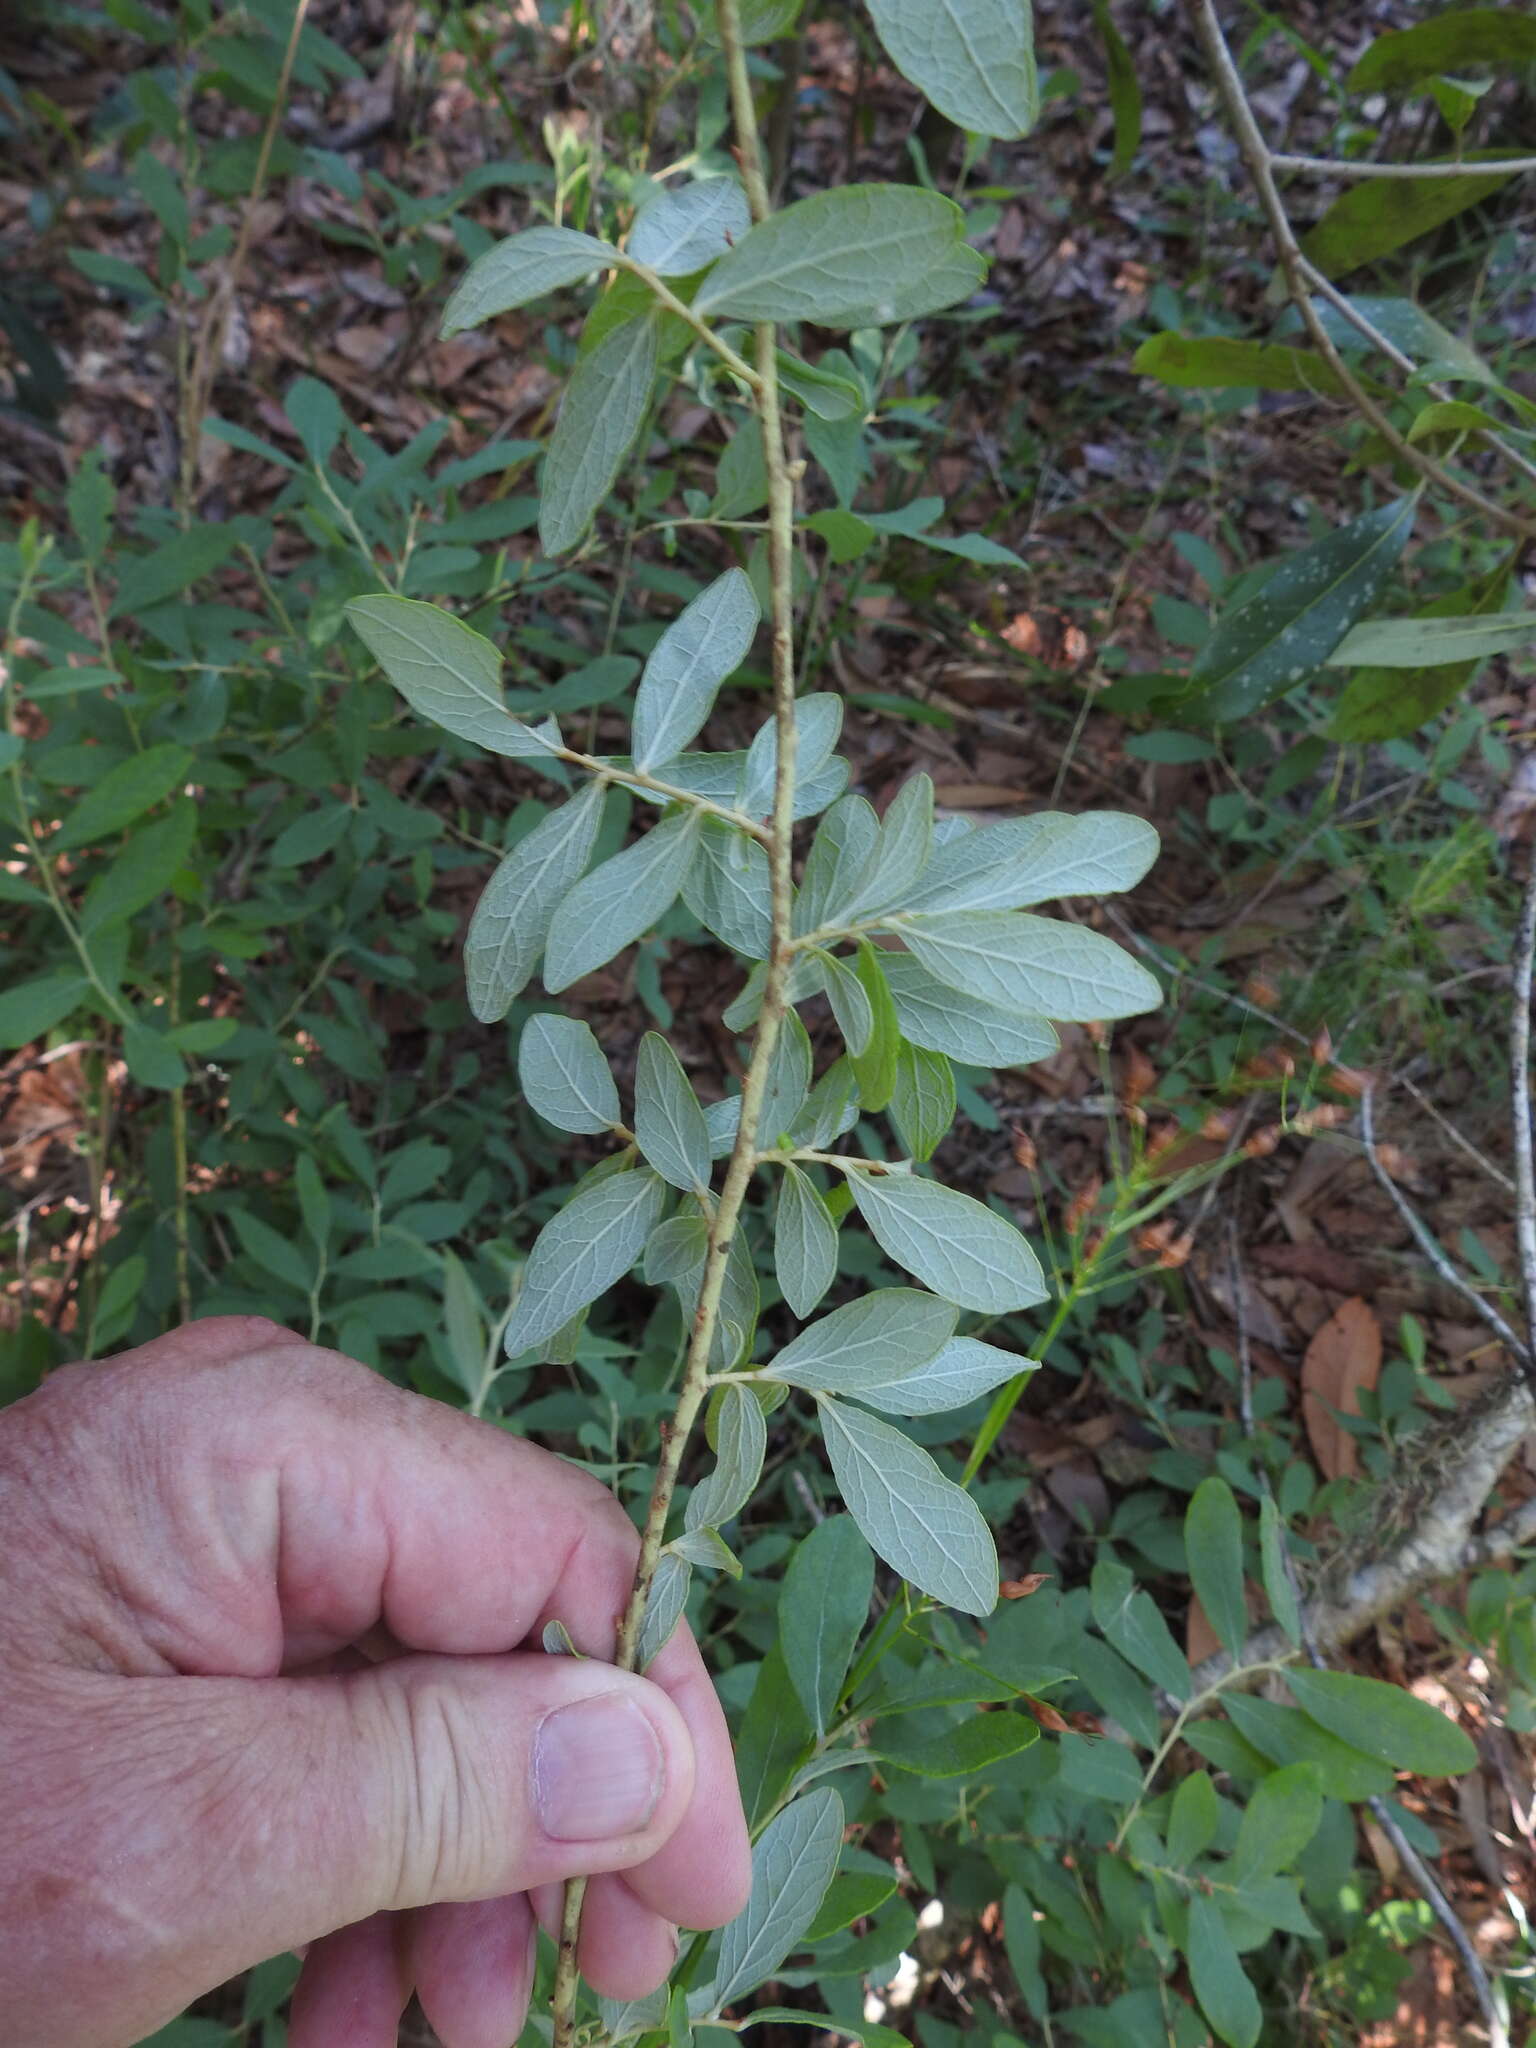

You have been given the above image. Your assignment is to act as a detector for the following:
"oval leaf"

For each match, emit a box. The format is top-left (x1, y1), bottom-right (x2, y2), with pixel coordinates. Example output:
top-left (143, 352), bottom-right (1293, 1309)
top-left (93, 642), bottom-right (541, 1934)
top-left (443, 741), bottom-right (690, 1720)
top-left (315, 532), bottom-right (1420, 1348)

top-left (779, 1516), bottom-right (875, 1735)
top-left (539, 314), bottom-right (659, 557)
top-left (1284, 1667), bottom-right (1477, 1776)
top-left (709, 1789), bottom-right (845, 2011)
top-left (867, 0), bottom-right (1039, 140)
top-left (1185, 1476), bottom-right (1248, 1662)
top-left (347, 596), bottom-right (560, 759)
top-left (543, 810), bottom-right (700, 992)
top-left (774, 1163), bottom-right (840, 1318)
top-left (766, 1287), bottom-right (958, 1394)
top-left (633, 568), bottom-right (760, 772)
top-left (629, 178), bottom-right (752, 276)
top-left (503, 1167), bottom-right (668, 1358)
top-left (899, 912), bottom-right (1161, 1023)
top-left (465, 782), bottom-right (606, 1020)
top-left (818, 1398), bottom-right (998, 1615)
top-left (847, 1171), bottom-right (1047, 1313)
top-left (442, 225), bottom-right (617, 337)
top-left (519, 1014), bottom-right (621, 1135)
top-left (634, 1031), bottom-right (712, 1190)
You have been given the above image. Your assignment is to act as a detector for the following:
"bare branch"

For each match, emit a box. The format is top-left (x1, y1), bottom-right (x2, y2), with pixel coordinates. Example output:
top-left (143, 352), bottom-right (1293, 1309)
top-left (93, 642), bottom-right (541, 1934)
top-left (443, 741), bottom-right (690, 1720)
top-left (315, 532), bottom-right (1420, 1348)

top-left (1272, 151), bottom-right (1536, 179)
top-left (1509, 860), bottom-right (1536, 1383)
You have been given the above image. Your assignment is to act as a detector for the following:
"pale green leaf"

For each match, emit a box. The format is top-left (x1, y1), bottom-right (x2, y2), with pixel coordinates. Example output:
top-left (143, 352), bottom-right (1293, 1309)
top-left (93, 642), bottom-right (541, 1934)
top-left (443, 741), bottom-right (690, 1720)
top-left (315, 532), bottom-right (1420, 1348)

top-left (635, 1031), bottom-right (712, 1190)
top-left (683, 816), bottom-right (772, 958)
top-left (633, 568), bottom-right (759, 771)
top-left (686, 1383), bottom-right (767, 1531)
top-left (1188, 494), bottom-right (1418, 722)
top-left (600, 1988), bottom-right (669, 2044)
top-left (1186, 1476), bottom-right (1248, 1662)
top-left (881, 953), bottom-right (1059, 1068)
top-left (539, 314), bottom-right (659, 556)
top-left (440, 1250), bottom-right (488, 1399)
top-left (817, 949), bottom-right (874, 1056)
top-left (503, 1167), bottom-right (668, 1357)
top-left (905, 809), bottom-right (1159, 913)
top-left (779, 1516), bottom-right (874, 1736)
top-left (856, 1335), bottom-right (1036, 1417)
top-left (708, 1789), bottom-right (845, 2011)
top-left (695, 185), bottom-right (986, 329)
top-left (637, 1552), bottom-right (692, 1670)
top-left (819, 1398), bottom-right (997, 1615)
top-left (465, 782), bottom-right (606, 1020)
top-left (868, 0), bottom-right (1039, 140)
top-left (712, 416), bottom-right (770, 519)
top-left (761, 1008), bottom-right (813, 1138)
top-left (899, 911), bottom-right (1162, 1021)
top-left (774, 1163), bottom-right (840, 1318)
top-left (519, 1014), bottom-right (622, 1135)
top-left (1327, 609), bottom-right (1536, 667)
top-left (846, 773), bottom-right (934, 917)
top-left (847, 1170), bottom-right (1048, 1312)
top-left (793, 795), bottom-right (879, 933)
top-left (629, 178), bottom-right (752, 276)
top-left (739, 692), bottom-right (844, 819)
top-left (441, 225), bottom-right (617, 336)
top-left (346, 596), bottom-right (560, 759)
top-left (765, 1287), bottom-right (957, 1394)
top-left (543, 810), bottom-right (700, 991)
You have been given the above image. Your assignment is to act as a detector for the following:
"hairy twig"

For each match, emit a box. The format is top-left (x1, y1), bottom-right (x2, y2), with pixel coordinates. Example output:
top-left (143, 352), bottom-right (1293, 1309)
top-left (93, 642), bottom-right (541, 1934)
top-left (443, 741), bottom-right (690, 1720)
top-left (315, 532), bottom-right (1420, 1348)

top-left (549, 5), bottom-right (797, 2037)
top-left (1188, 0), bottom-right (1536, 540)
top-left (1508, 859), bottom-right (1536, 1381)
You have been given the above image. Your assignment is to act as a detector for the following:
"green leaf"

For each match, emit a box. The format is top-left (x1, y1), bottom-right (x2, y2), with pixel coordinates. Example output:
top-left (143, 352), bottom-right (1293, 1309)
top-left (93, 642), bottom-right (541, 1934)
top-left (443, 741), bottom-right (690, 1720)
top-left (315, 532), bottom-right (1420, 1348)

top-left (1003, 1885), bottom-right (1047, 2019)
top-left (882, 1711), bottom-right (1038, 1776)
top-left (1233, 1762), bottom-right (1324, 1880)
top-left (795, 796), bottom-right (879, 933)
top-left (346, 595), bottom-right (560, 759)
top-left (777, 350), bottom-right (866, 421)
top-left (1259, 1496), bottom-right (1303, 1647)
top-left (441, 1250), bottom-right (488, 1398)
top-left (857, 1335), bottom-right (1035, 1417)
top-left (1072, 1635), bottom-right (1160, 1750)
top-left (629, 178), bottom-right (752, 275)
top-left (286, 374), bottom-right (344, 464)
top-left (847, 774), bottom-right (934, 918)
top-left (687, 1383), bottom-right (767, 1532)
top-left (539, 313), bottom-right (659, 556)
top-left (1187, 496), bottom-right (1417, 723)
top-left (52, 742), bottom-right (192, 853)
top-left (1167, 1769), bottom-right (1219, 1867)
top-left (684, 817), bottom-right (772, 959)
top-left (1284, 1668), bottom-right (1477, 1776)
top-left (888, 1042), bottom-right (955, 1163)
top-left (633, 568), bottom-right (760, 771)
top-left (695, 185), bottom-right (986, 328)
top-left (1222, 1694), bottom-right (1392, 1802)
top-left (1186, 1477), bottom-right (1247, 1661)
top-left (80, 797), bottom-right (196, 934)
top-left (1302, 165), bottom-right (1516, 276)
top-left (465, 782), bottom-right (606, 1020)
top-left (1186, 1893), bottom-right (1261, 2048)
top-left (762, 1008), bottom-right (813, 1136)
top-left (1133, 332), bottom-right (1357, 401)
top-left (780, 1516), bottom-right (874, 1734)
top-left (543, 810), bottom-right (700, 991)
top-left (818, 1397), bottom-right (997, 1615)
top-left (600, 1988), bottom-right (669, 2043)
top-left (1328, 609), bottom-right (1536, 668)
top-left (1327, 558), bottom-right (1514, 740)
top-left (0, 973), bottom-right (91, 1050)
top-left (804, 1870), bottom-right (898, 1941)
top-left (635, 1032), bottom-right (712, 1190)
top-left (775, 1163), bottom-right (840, 1318)
top-left (817, 950), bottom-right (876, 1056)
top-left (1090, 0), bottom-right (1141, 178)
top-left (709, 1789), bottom-right (845, 2010)
top-left (108, 525), bottom-right (237, 617)
top-left (122, 1022), bottom-right (186, 1092)
top-left (899, 912), bottom-right (1161, 1022)
top-left (904, 810), bottom-right (1159, 914)
top-left (712, 417), bottom-right (770, 519)
top-left (1093, 1559), bottom-right (1192, 1701)
top-left (848, 940), bottom-right (901, 1112)
top-left (67, 448), bottom-right (115, 562)
top-left (441, 225), bottom-right (617, 335)
top-left (519, 1014), bottom-right (622, 1134)
top-left (847, 1170), bottom-right (1048, 1313)
top-left (739, 692), bottom-right (845, 819)
top-left (882, 953), bottom-right (1058, 1068)
top-left (739, 2015), bottom-right (907, 2048)
top-left (503, 1167), bottom-right (668, 1358)
top-left (767, 1288), bottom-right (957, 1394)
top-left (1349, 10), bottom-right (1536, 93)
top-left (867, 0), bottom-right (1038, 140)
top-left (637, 1553), bottom-right (691, 1670)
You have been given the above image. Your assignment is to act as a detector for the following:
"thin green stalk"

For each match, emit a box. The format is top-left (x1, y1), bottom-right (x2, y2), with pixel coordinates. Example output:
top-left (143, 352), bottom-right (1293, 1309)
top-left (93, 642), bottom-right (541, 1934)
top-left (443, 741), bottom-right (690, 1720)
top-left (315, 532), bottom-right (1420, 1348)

top-left (550, 8), bottom-right (797, 2039)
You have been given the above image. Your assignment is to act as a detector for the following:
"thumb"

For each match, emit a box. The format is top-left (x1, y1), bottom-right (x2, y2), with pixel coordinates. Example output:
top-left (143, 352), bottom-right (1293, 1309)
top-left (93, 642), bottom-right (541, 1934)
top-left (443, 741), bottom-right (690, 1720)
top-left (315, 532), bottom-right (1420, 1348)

top-left (47, 1653), bottom-right (695, 2041)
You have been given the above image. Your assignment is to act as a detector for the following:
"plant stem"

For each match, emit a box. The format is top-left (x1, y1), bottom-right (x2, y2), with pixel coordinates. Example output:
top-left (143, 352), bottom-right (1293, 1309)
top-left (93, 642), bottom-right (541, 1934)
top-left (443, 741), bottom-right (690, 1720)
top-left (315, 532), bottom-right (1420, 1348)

top-left (1271, 151), bottom-right (1536, 179)
top-left (549, 7), bottom-right (797, 2038)
top-left (1187, 0), bottom-right (1536, 541)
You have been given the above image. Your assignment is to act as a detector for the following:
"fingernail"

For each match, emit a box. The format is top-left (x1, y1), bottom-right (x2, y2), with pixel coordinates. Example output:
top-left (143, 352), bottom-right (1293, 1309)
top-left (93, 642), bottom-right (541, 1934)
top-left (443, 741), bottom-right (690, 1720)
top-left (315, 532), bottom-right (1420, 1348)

top-left (533, 1693), bottom-right (664, 1841)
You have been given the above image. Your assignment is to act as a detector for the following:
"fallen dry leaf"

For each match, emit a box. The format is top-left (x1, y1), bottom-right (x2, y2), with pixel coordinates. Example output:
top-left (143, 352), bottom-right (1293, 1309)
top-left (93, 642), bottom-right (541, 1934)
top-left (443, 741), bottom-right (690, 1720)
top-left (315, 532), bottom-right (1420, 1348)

top-left (999, 1573), bottom-right (1051, 1600)
top-left (1302, 1295), bottom-right (1382, 1480)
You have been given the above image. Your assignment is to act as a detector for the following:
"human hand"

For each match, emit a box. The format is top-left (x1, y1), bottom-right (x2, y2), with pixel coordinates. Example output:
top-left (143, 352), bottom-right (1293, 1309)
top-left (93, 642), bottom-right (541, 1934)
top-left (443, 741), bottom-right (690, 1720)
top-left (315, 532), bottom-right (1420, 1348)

top-left (0, 1317), bottom-right (751, 2048)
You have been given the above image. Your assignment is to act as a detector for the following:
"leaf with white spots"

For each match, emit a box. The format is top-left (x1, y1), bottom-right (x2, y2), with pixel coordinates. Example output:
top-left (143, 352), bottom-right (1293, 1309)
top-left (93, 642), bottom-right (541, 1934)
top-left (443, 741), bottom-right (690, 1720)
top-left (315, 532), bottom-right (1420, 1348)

top-left (1188, 496), bottom-right (1417, 723)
